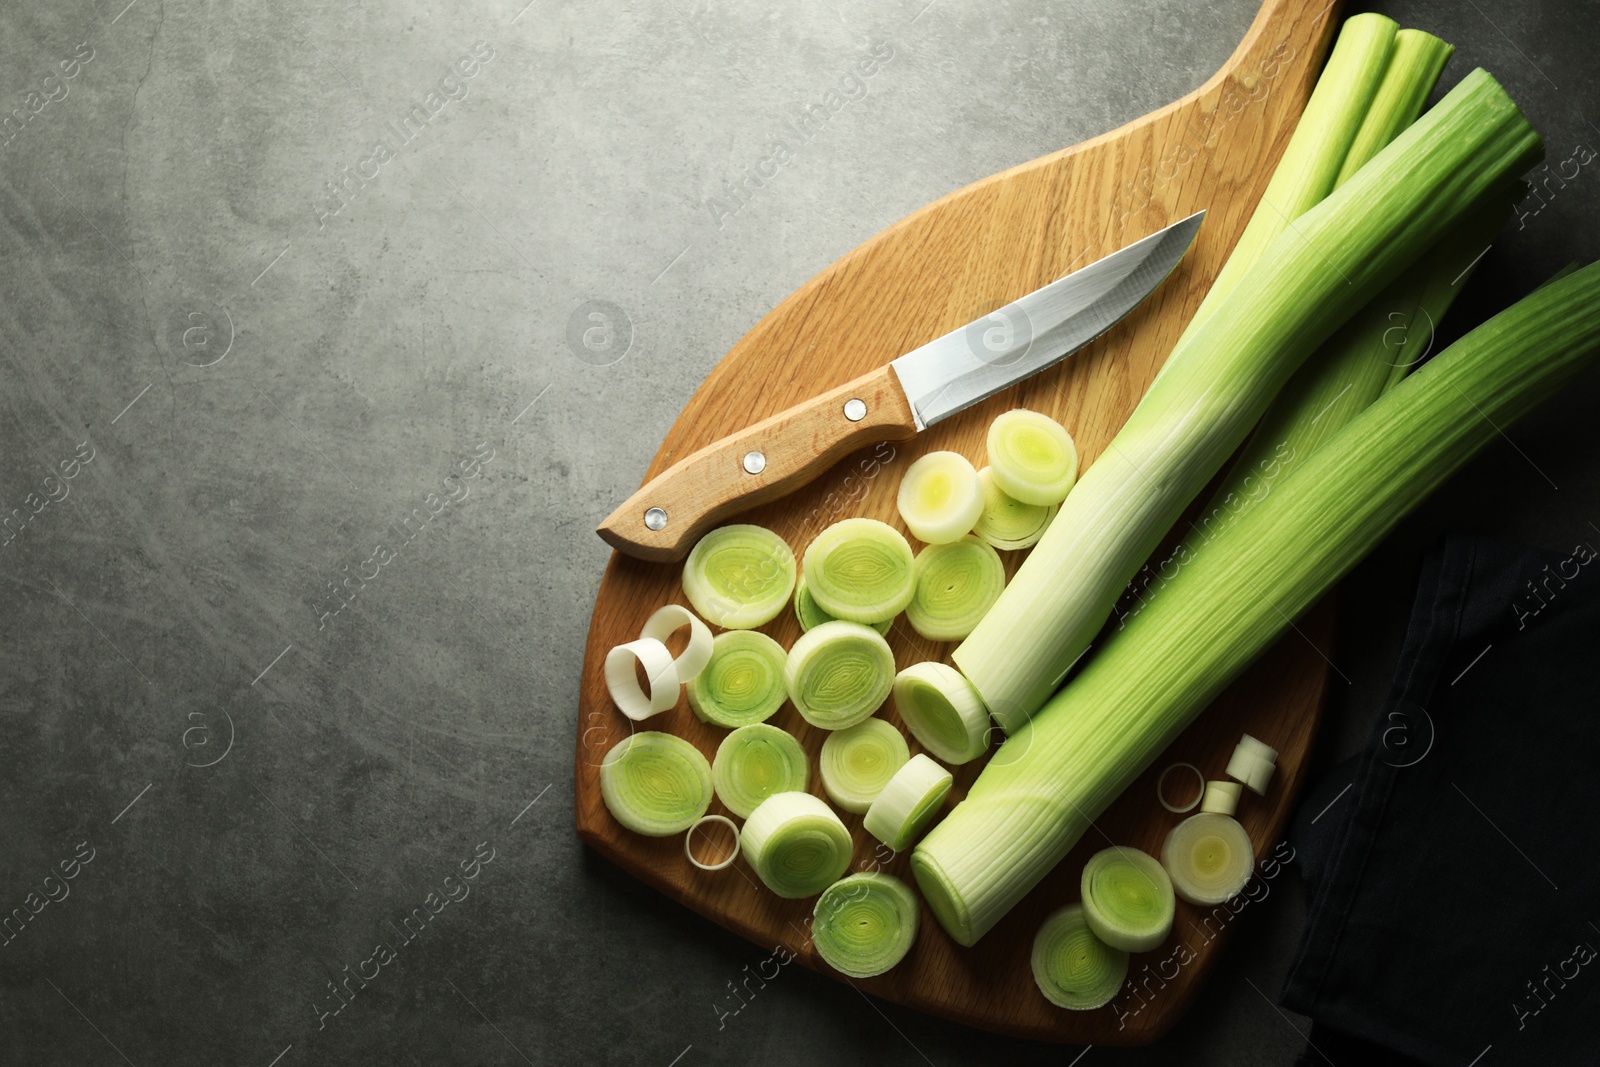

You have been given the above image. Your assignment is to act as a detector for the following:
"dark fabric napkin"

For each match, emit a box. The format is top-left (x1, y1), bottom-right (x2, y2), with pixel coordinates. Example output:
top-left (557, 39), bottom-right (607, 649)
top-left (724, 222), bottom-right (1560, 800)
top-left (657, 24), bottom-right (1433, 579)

top-left (1281, 534), bottom-right (1600, 1067)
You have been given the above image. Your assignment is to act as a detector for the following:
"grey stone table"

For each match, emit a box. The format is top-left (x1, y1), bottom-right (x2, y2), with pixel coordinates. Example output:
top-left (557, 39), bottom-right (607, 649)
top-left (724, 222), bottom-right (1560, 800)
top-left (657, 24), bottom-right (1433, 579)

top-left (1, 1), bottom-right (1595, 1064)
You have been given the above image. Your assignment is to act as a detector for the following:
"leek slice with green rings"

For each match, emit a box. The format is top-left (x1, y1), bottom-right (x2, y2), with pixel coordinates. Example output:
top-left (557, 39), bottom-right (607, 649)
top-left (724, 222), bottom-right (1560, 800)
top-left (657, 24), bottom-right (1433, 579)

top-left (741, 791), bottom-right (853, 898)
top-left (892, 662), bottom-right (990, 765)
top-left (986, 409), bottom-right (1078, 506)
top-left (972, 467), bottom-right (1057, 550)
top-left (812, 873), bottom-right (920, 978)
top-left (1031, 904), bottom-right (1128, 1011)
top-left (687, 630), bottom-right (788, 728)
top-left (1161, 813), bottom-right (1255, 905)
top-left (802, 518), bottom-right (916, 624)
top-left (794, 576), bottom-right (892, 635)
top-left (819, 717), bottom-right (910, 813)
top-left (712, 723), bottom-right (810, 818)
top-left (896, 450), bottom-right (985, 544)
top-left (906, 537), bottom-right (1006, 642)
top-left (785, 621), bottom-right (895, 730)
top-left (863, 753), bottom-right (952, 851)
top-left (682, 523), bottom-right (797, 629)
top-left (1079, 847), bottom-right (1175, 953)
top-left (599, 732), bottom-right (713, 836)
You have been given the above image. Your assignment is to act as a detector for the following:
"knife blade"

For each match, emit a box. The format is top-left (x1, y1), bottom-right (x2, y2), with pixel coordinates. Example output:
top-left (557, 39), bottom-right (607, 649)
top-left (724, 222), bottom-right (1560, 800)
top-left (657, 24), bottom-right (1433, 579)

top-left (597, 211), bottom-right (1204, 561)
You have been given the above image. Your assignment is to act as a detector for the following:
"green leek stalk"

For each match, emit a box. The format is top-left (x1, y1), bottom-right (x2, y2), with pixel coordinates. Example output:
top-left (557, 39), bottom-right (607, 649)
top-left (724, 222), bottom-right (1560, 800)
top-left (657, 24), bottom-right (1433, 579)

top-left (1335, 29), bottom-right (1455, 187)
top-left (954, 68), bottom-right (1544, 730)
top-left (915, 261), bottom-right (1600, 945)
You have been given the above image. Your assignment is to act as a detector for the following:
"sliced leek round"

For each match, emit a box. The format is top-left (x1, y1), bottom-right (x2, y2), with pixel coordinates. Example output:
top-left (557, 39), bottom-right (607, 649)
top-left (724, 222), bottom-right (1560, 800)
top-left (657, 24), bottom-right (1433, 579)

top-left (741, 791), bottom-right (852, 899)
top-left (1031, 904), bottom-right (1128, 1011)
top-left (905, 537), bottom-right (1006, 642)
top-left (802, 518), bottom-right (916, 624)
top-left (812, 873), bottom-right (920, 978)
top-left (599, 732), bottom-right (712, 836)
top-left (638, 603), bottom-right (715, 684)
top-left (1201, 780), bottom-right (1243, 817)
top-left (1079, 847), bottom-right (1175, 953)
top-left (896, 450), bottom-right (984, 544)
top-left (682, 523), bottom-right (797, 629)
top-left (784, 621), bottom-right (895, 730)
top-left (819, 717), bottom-right (910, 813)
top-left (686, 630), bottom-right (788, 728)
top-left (1156, 762), bottom-right (1204, 814)
top-left (972, 466), bottom-right (1058, 550)
top-left (891, 662), bottom-right (991, 765)
top-left (1161, 813), bottom-right (1255, 906)
top-left (863, 753), bottom-right (952, 851)
top-left (1226, 733), bottom-right (1279, 795)
top-left (605, 638), bottom-right (680, 721)
top-left (986, 409), bottom-right (1078, 506)
top-left (712, 723), bottom-right (810, 818)
top-left (685, 814), bottom-right (741, 871)
top-left (794, 576), bottom-right (892, 635)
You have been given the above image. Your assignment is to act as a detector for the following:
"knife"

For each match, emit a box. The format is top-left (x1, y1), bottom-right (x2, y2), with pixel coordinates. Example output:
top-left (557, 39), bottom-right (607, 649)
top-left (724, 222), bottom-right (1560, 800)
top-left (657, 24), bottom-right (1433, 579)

top-left (597, 210), bottom-right (1205, 562)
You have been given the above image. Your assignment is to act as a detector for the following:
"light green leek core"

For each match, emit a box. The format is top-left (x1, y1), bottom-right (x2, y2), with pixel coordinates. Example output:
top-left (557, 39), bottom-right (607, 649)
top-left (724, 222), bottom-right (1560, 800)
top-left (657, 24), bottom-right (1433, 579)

top-left (687, 630), bottom-right (788, 728)
top-left (1079, 847), bottom-right (1175, 953)
top-left (897, 451), bottom-right (985, 544)
top-left (863, 753), bottom-right (952, 851)
top-left (741, 791), bottom-right (852, 899)
top-left (915, 261), bottom-right (1600, 945)
top-left (956, 67), bottom-right (1545, 731)
top-left (905, 537), bottom-right (1006, 642)
top-left (784, 621), bottom-right (896, 730)
top-left (599, 732), bottom-right (713, 837)
top-left (1161, 813), bottom-right (1255, 906)
top-left (1031, 904), bottom-right (1128, 1011)
top-left (712, 723), bottom-right (809, 819)
top-left (681, 523), bottom-right (797, 629)
top-left (802, 518), bottom-right (916, 624)
top-left (972, 467), bottom-right (1056, 551)
top-left (892, 662), bottom-right (991, 765)
top-left (794, 576), bottom-right (892, 635)
top-left (812, 873), bottom-right (920, 979)
top-left (819, 718), bottom-right (910, 813)
top-left (985, 410), bottom-right (1078, 506)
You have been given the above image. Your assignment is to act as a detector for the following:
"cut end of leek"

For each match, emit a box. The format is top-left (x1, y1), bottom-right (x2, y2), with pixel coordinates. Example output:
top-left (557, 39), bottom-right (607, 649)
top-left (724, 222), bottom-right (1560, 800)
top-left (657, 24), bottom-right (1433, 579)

top-left (1079, 847), bottom-right (1175, 953)
top-left (812, 873), bottom-right (920, 978)
top-left (892, 662), bottom-right (991, 765)
top-left (897, 451), bottom-right (984, 544)
top-left (1161, 813), bottom-right (1255, 906)
top-left (599, 732), bottom-right (713, 837)
top-left (687, 630), bottom-right (788, 728)
top-left (863, 753), bottom-right (953, 852)
top-left (712, 723), bottom-right (809, 819)
top-left (906, 537), bottom-right (1006, 643)
top-left (794, 576), bottom-right (891, 635)
top-left (741, 791), bottom-right (853, 899)
top-left (972, 466), bottom-right (1057, 550)
top-left (682, 523), bottom-right (797, 629)
top-left (785, 621), bottom-right (896, 731)
top-left (819, 717), bottom-right (910, 813)
top-left (1031, 904), bottom-right (1128, 1011)
top-left (802, 518), bottom-right (916, 624)
top-left (986, 409), bottom-right (1078, 506)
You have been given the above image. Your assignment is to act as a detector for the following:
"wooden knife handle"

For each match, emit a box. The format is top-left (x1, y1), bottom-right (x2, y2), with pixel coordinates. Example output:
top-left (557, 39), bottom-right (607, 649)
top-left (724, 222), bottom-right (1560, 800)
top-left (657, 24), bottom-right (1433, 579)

top-left (597, 364), bottom-right (919, 561)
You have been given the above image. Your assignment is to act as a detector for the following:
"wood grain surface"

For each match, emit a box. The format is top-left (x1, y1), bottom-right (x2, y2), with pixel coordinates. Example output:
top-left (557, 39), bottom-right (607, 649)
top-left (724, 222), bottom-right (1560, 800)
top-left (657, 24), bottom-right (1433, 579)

top-left (577, 0), bottom-right (1342, 1045)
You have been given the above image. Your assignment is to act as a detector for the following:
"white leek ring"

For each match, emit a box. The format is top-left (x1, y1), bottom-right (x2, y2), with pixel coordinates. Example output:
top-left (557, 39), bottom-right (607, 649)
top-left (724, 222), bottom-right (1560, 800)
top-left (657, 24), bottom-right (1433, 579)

top-left (639, 604), bottom-right (714, 684)
top-left (1079, 846), bottom-right (1175, 953)
top-left (819, 717), bottom-right (910, 813)
top-left (896, 450), bottom-right (984, 544)
top-left (812, 873), bottom-right (920, 978)
top-left (605, 638), bottom-right (680, 721)
top-left (1031, 904), bottom-right (1128, 1011)
top-left (801, 518), bottom-right (916, 624)
top-left (891, 662), bottom-right (990, 765)
top-left (863, 753), bottom-right (952, 851)
top-left (1156, 762), bottom-right (1204, 814)
top-left (971, 466), bottom-right (1058, 550)
top-left (682, 523), bottom-right (797, 629)
top-left (685, 814), bottom-right (741, 871)
top-left (1161, 813), bottom-right (1255, 906)
top-left (1226, 749), bottom-right (1276, 796)
top-left (712, 723), bottom-right (809, 818)
top-left (986, 409), bottom-right (1078, 506)
top-left (741, 791), bottom-right (853, 899)
top-left (686, 630), bottom-right (788, 728)
top-left (905, 537), bottom-right (1006, 642)
top-left (599, 732), bottom-right (712, 836)
top-left (784, 621), bottom-right (895, 731)
top-left (1201, 780), bottom-right (1242, 816)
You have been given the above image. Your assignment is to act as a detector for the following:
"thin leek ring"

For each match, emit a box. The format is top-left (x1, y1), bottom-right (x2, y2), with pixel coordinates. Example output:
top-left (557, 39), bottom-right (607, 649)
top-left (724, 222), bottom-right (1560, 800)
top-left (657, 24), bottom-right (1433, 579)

top-left (605, 638), bottom-right (680, 721)
top-left (685, 814), bottom-right (741, 872)
top-left (639, 604), bottom-right (714, 684)
top-left (1156, 762), bottom-right (1204, 814)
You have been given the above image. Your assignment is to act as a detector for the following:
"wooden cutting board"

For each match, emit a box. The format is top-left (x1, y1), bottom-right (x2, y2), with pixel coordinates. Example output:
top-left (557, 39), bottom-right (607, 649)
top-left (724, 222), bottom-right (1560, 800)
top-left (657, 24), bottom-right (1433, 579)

top-left (576, 0), bottom-right (1341, 1045)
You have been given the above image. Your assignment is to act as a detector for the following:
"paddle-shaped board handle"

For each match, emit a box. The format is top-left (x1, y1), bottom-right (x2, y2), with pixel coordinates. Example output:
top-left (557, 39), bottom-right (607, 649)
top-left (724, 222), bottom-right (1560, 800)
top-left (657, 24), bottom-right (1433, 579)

top-left (597, 364), bottom-right (919, 561)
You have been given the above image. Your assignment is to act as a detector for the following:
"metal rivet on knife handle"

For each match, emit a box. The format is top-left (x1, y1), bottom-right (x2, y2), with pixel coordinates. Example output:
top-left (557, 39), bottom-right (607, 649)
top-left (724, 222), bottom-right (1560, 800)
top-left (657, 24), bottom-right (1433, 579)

top-left (742, 451), bottom-right (767, 475)
top-left (843, 398), bottom-right (867, 422)
top-left (644, 507), bottom-right (669, 531)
